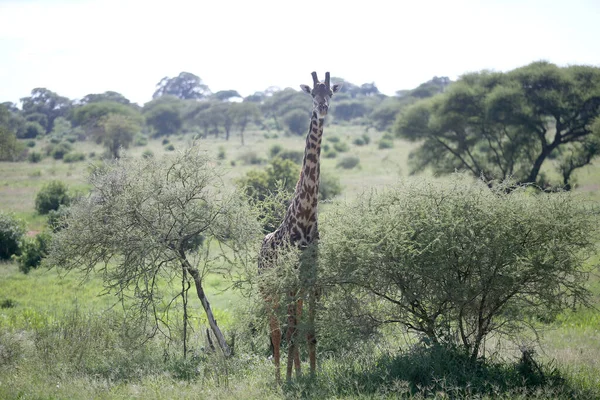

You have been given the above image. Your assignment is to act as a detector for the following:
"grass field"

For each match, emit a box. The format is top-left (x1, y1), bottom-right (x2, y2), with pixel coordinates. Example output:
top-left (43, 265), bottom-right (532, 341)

top-left (1, 125), bottom-right (600, 399)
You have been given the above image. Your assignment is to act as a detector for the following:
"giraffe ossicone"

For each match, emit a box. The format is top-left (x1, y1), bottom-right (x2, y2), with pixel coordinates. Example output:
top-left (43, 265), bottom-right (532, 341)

top-left (258, 71), bottom-right (342, 383)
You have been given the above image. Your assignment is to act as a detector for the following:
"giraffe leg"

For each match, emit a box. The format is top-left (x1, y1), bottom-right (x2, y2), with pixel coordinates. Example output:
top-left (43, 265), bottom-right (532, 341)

top-left (307, 290), bottom-right (317, 376)
top-left (269, 313), bottom-right (282, 384)
top-left (294, 298), bottom-right (303, 378)
top-left (286, 299), bottom-right (297, 382)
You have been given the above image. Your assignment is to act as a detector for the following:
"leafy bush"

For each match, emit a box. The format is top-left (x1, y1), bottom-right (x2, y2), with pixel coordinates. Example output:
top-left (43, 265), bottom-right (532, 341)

top-left (378, 138), bottom-right (394, 149)
top-left (269, 144), bottom-right (283, 158)
top-left (165, 144), bottom-right (175, 151)
top-left (0, 212), bottom-right (25, 260)
top-left (28, 151), bottom-right (42, 163)
top-left (282, 109), bottom-right (309, 136)
top-left (327, 136), bottom-right (340, 143)
top-left (353, 137), bottom-right (366, 146)
top-left (336, 155), bottom-right (360, 169)
top-left (319, 176), bottom-right (599, 359)
top-left (362, 133), bottom-right (371, 145)
top-left (47, 206), bottom-right (70, 232)
top-left (35, 180), bottom-right (71, 215)
top-left (276, 150), bottom-right (304, 164)
top-left (26, 140), bottom-right (36, 148)
top-left (63, 152), bottom-right (85, 163)
top-left (217, 146), bottom-right (226, 160)
top-left (319, 173), bottom-right (343, 201)
top-left (47, 142), bottom-right (73, 159)
top-left (324, 150), bottom-right (337, 159)
top-left (333, 141), bottom-right (349, 153)
top-left (142, 149), bottom-right (154, 159)
top-left (16, 231), bottom-right (52, 274)
top-left (134, 134), bottom-right (148, 146)
top-left (238, 151), bottom-right (264, 165)
top-left (20, 121), bottom-right (44, 139)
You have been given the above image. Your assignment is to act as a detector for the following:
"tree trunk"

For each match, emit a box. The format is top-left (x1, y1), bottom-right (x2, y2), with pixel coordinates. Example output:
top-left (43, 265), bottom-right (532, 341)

top-left (179, 255), bottom-right (231, 356)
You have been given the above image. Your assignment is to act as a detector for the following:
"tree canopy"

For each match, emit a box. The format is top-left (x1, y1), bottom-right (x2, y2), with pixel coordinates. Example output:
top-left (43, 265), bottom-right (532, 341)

top-left (153, 72), bottom-right (211, 100)
top-left (395, 62), bottom-right (600, 188)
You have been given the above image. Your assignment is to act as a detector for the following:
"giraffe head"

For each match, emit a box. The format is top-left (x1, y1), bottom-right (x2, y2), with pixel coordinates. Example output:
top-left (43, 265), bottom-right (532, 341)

top-left (300, 71), bottom-right (342, 118)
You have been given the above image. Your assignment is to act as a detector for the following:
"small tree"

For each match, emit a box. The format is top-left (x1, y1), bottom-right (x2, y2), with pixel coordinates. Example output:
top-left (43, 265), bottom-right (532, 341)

top-left (46, 146), bottom-right (260, 357)
top-left (0, 212), bottom-right (25, 260)
top-left (319, 175), bottom-right (599, 359)
top-left (100, 113), bottom-right (140, 158)
top-left (35, 180), bottom-right (71, 215)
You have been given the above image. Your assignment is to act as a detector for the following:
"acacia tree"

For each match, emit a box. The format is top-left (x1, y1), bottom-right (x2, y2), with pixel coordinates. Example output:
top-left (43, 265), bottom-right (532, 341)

top-left (46, 146), bottom-right (260, 357)
top-left (396, 62), bottom-right (600, 188)
top-left (99, 114), bottom-right (140, 158)
top-left (318, 175), bottom-right (598, 360)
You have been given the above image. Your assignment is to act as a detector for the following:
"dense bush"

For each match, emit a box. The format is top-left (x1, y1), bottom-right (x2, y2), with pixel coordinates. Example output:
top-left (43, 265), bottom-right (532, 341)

top-left (319, 176), bottom-right (599, 359)
top-left (20, 121), bottom-right (44, 139)
top-left (35, 181), bottom-right (71, 215)
top-left (27, 151), bottom-right (42, 163)
top-left (0, 212), bottom-right (25, 260)
top-left (336, 155), bottom-right (360, 169)
top-left (142, 149), bottom-right (154, 159)
top-left (333, 141), bottom-right (349, 153)
top-left (63, 152), bottom-right (85, 163)
top-left (282, 109), bottom-right (309, 136)
top-left (16, 232), bottom-right (52, 274)
top-left (378, 138), bottom-right (394, 149)
top-left (319, 174), bottom-right (343, 201)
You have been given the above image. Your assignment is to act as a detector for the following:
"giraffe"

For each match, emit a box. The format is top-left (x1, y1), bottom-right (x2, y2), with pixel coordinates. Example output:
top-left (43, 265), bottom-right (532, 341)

top-left (258, 71), bottom-right (342, 383)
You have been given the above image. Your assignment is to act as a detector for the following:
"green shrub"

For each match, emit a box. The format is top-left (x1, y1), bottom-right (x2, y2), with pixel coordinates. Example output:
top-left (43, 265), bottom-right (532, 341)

top-left (282, 109), bottom-right (309, 135)
top-left (64, 135), bottom-right (78, 143)
top-left (28, 151), bottom-right (42, 163)
top-left (165, 144), bottom-right (175, 151)
top-left (319, 174), bottom-right (343, 201)
top-left (269, 144), bottom-right (283, 158)
top-left (238, 151), bottom-right (264, 165)
top-left (333, 141), bottom-right (349, 153)
top-left (217, 146), bottom-right (226, 160)
top-left (142, 149), bottom-right (154, 159)
top-left (378, 138), bottom-right (394, 149)
top-left (361, 133), bottom-right (371, 145)
top-left (49, 142), bottom-right (73, 159)
top-left (0, 212), bottom-right (25, 260)
top-left (277, 149), bottom-right (304, 164)
top-left (162, 138), bottom-right (170, 145)
top-left (324, 150), bottom-right (338, 159)
top-left (26, 140), bottom-right (36, 148)
top-left (353, 137), bottom-right (366, 146)
top-left (134, 134), bottom-right (148, 146)
top-left (47, 206), bottom-right (70, 232)
top-left (35, 180), bottom-right (71, 215)
top-left (16, 232), bottom-right (52, 274)
top-left (63, 152), bottom-right (85, 163)
top-left (21, 121), bottom-right (44, 139)
top-left (319, 176), bottom-right (599, 359)
top-left (327, 136), bottom-right (340, 143)
top-left (336, 155), bottom-right (360, 169)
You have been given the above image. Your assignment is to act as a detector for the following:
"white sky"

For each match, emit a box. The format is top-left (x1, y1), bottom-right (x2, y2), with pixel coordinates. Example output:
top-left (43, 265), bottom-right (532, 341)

top-left (1, 0), bottom-right (599, 106)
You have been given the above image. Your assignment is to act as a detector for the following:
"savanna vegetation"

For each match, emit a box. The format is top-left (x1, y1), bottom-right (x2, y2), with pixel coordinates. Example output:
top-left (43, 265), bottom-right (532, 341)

top-left (1, 62), bottom-right (600, 399)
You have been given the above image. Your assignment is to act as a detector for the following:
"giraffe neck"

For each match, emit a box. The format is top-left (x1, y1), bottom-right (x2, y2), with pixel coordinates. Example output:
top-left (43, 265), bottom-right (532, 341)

top-left (282, 110), bottom-right (324, 245)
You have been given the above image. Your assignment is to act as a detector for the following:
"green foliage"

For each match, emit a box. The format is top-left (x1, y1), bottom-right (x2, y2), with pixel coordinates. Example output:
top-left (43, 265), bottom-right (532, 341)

top-left (0, 126), bottom-right (24, 161)
top-left (378, 138), bottom-right (394, 149)
top-left (48, 141), bottom-right (72, 159)
top-left (237, 150), bottom-right (264, 165)
top-left (16, 231), bottom-right (52, 274)
top-left (153, 72), bottom-right (211, 100)
top-left (324, 149), bottom-right (337, 158)
top-left (336, 155), bottom-right (360, 169)
top-left (21, 121), bottom-right (45, 139)
top-left (100, 114), bottom-right (141, 158)
top-left (35, 180), bottom-right (71, 215)
top-left (332, 99), bottom-right (371, 121)
top-left (63, 152), bottom-right (85, 163)
top-left (46, 146), bottom-right (259, 356)
top-left (319, 173), bottom-right (343, 200)
top-left (0, 212), bottom-right (25, 260)
top-left (142, 149), bottom-right (154, 159)
top-left (396, 62), bottom-right (600, 188)
top-left (20, 88), bottom-right (72, 133)
top-left (144, 103), bottom-right (182, 136)
top-left (165, 143), bottom-right (175, 151)
top-left (133, 134), bottom-right (148, 146)
top-left (333, 141), bottom-right (349, 153)
top-left (71, 101), bottom-right (142, 137)
top-left (217, 146), bottom-right (226, 160)
top-left (27, 151), bottom-right (42, 163)
top-left (353, 136), bottom-right (366, 146)
top-left (319, 176), bottom-right (599, 359)
top-left (26, 140), bottom-right (36, 148)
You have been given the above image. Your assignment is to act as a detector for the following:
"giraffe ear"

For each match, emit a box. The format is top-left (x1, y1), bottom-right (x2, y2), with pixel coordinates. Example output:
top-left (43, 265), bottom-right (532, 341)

top-left (300, 84), bottom-right (311, 94)
top-left (331, 83), bottom-right (343, 93)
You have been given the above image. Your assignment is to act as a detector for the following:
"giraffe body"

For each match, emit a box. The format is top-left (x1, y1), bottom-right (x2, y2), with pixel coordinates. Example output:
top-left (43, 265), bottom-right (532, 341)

top-left (259, 72), bottom-right (341, 383)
